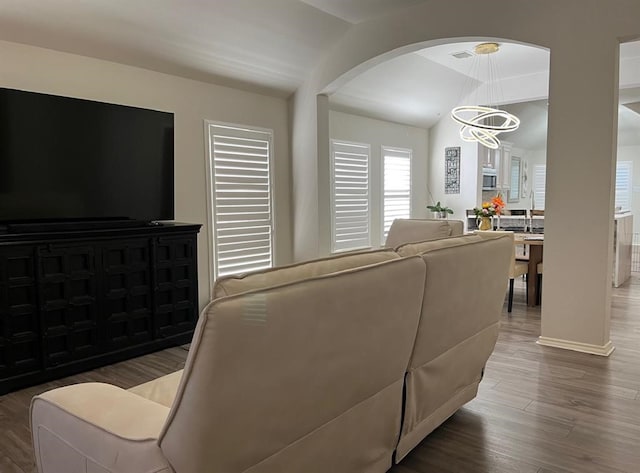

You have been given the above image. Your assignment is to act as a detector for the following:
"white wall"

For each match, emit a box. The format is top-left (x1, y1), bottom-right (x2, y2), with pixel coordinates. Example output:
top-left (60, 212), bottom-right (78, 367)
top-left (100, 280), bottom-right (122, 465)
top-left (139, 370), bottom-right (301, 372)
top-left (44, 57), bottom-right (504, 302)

top-left (525, 149), bottom-right (547, 172)
top-left (0, 40), bottom-right (292, 310)
top-left (291, 0), bottom-right (640, 355)
top-left (504, 146), bottom-right (546, 210)
top-left (617, 145), bottom-right (640, 234)
top-left (427, 115), bottom-right (479, 223)
top-left (514, 145), bottom-right (640, 227)
top-left (329, 110), bottom-right (429, 246)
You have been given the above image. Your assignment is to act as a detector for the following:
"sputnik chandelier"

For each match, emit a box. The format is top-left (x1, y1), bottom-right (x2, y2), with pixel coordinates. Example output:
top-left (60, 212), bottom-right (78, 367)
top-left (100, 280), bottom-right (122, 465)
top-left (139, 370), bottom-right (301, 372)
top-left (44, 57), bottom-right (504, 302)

top-left (450, 42), bottom-right (520, 149)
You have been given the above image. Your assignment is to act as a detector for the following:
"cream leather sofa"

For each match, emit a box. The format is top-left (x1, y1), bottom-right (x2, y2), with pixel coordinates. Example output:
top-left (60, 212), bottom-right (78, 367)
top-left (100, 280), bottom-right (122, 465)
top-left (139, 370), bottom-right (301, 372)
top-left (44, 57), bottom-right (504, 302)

top-left (384, 218), bottom-right (464, 248)
top-left (393, 234), bottom-right (510, 460)
top-left (31, 233), bottom-right (511, 473)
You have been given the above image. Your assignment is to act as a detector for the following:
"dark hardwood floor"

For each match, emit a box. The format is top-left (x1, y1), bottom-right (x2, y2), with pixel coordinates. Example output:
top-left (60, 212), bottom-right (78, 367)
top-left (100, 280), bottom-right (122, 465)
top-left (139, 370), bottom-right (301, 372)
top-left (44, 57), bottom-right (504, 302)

top-left (2, 276), bottom-right (640, 473)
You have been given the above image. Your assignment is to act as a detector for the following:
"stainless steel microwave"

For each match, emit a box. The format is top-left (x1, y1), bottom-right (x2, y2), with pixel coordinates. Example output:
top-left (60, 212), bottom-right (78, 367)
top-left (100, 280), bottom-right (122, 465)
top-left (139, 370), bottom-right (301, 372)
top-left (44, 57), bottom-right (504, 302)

top-left (482, 168), bottom-right (497, 190)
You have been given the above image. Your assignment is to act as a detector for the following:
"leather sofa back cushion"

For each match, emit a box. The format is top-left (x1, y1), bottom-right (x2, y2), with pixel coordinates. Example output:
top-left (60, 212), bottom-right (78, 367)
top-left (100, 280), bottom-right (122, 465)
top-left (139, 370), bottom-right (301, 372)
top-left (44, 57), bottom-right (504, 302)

top-left (447, 220), bottom-right (464, 236)
top-left (385, 219), bottom-right (461, 249)
top-left (395, 233), bottom-right (511, 459)
top-left (161, 257), bottom-right (426, 473)
top-left (401, 234), bottom-right (511, 366)
top-left (213, 248), bottom-right (399, 298)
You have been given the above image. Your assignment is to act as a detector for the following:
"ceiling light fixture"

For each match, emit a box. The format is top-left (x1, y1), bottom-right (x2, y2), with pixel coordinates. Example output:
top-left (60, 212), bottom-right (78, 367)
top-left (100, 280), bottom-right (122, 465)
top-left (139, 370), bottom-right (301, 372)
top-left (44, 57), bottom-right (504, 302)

top-left (450, 42), bottom-right (520, 149)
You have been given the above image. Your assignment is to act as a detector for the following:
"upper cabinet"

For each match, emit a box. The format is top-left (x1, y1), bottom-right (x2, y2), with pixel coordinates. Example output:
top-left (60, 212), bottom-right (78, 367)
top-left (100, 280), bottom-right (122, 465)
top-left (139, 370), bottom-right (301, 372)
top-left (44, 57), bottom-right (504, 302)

top-left (498, 142), bottom-right (512, 192)
top-left (479, 141), bottom-right (512, 192)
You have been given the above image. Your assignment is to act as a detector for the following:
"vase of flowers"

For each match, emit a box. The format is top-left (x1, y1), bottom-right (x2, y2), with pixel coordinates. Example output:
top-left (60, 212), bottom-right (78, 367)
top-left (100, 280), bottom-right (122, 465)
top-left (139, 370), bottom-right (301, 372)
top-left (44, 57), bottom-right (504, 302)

top-left (473, 194), bottom-right (505, 231)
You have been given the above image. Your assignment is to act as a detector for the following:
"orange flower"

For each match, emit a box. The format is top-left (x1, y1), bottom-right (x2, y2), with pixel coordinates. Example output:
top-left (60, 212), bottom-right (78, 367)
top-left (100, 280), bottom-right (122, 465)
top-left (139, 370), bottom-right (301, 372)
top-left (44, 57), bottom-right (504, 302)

top-left (491, 194), bottom-right (505, 215)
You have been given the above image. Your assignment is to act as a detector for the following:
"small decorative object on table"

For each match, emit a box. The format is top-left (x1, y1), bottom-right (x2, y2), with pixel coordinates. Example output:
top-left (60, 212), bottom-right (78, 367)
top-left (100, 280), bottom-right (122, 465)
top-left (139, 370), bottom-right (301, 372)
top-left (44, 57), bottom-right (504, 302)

top-left (427, 201), bottom-right (454, 219)
top-left (473, 194), bottom-right (505, 230)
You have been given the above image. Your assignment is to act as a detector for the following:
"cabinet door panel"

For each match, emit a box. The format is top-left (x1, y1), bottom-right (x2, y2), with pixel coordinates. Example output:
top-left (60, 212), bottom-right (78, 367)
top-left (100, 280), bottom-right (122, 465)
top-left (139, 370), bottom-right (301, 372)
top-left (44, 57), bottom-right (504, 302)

top-left (101, 240), bottom-right (153, 350)
top-left (153, 236), bottom-right (198, 339)
top-left (38, 245), bottom-right (100, 367)
top-left (0, 247), bottom-right (40, 378)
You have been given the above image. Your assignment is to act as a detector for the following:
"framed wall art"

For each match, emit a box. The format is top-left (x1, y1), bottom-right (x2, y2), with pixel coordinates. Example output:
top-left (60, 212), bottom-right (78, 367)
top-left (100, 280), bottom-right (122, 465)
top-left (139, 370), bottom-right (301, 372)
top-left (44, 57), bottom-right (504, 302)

top-left (508, 156), bottom-right (521, 203)
top-left (521, 158), bottom-right (529, 198)
top-left (444, 146), bottom-right (460, 194)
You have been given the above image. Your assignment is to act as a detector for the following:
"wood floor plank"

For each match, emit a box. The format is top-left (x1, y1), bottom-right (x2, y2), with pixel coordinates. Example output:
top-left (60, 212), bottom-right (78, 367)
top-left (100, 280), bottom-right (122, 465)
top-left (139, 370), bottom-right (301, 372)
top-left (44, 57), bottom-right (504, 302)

top-left (0, 455), bottom-right (26, 473)
top-left (0, 345), bottom-right (190, 473)
top-left (388, 275), bottom-right (640, 473)
top-left (2, 276), bottom-right (640, 472)
top-left (464, 398), bottom-right (574, 440)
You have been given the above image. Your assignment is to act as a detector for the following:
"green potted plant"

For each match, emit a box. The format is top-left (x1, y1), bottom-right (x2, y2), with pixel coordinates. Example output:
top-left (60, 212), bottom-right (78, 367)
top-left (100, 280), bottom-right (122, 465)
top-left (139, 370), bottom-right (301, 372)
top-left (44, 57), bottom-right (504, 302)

top-left (427, 201), bottom-right (454, 219)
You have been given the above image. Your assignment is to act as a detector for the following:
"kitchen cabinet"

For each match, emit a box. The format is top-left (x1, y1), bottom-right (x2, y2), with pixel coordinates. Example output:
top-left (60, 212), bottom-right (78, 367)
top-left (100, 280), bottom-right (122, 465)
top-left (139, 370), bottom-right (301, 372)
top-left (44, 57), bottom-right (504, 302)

top-left (480, 141), bottom-right (513, 193)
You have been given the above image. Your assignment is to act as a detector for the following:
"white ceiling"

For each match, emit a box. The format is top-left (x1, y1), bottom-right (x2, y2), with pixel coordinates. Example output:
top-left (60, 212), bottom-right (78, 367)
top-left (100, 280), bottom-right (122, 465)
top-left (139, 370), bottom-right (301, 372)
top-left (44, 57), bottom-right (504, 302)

top-left (415, 42), bottom-right (551, 80)
top-left (299, 0), bottom-right (429, 23)
top-left (0, 0), bottom-right (359, 96)
top-left (0, 1), bottom-right (638, 146)
top-left (331, 39), bottom-right (640, 147)
top-left (331, 41), bottom-right (552, 130)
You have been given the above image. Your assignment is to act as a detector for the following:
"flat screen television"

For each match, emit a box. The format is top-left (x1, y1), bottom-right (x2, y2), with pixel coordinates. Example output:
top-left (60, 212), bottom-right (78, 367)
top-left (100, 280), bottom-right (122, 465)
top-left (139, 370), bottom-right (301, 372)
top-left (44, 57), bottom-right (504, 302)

top-left (0, 87), bottom-right (174, 226)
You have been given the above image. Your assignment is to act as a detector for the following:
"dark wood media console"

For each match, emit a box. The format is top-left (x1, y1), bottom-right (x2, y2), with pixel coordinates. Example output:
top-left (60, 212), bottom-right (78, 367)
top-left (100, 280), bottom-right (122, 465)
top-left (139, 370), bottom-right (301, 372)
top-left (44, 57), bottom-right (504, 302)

top-left (0, 222), bottom-right (201, 394)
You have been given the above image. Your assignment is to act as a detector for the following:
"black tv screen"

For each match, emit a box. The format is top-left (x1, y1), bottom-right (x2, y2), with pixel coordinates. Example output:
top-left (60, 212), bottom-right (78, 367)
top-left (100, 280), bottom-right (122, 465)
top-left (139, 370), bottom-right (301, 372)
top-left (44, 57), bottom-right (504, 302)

top-left (0, 88), bottom-right (174, 223)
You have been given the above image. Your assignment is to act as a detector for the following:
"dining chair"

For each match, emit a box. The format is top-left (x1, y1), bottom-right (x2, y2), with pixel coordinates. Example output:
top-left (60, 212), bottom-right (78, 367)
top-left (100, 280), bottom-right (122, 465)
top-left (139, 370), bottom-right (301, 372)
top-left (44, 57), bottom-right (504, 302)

top-left (508, 209), bottom-right (529, 232)
top-left (506, 209), bottom-right (529, 260)
top-left (466, 209), bottom-right (478, 230)
top-left (475, 230), bottom-right (529, 313)
top-left (530, 209), bottom-right (544, 234)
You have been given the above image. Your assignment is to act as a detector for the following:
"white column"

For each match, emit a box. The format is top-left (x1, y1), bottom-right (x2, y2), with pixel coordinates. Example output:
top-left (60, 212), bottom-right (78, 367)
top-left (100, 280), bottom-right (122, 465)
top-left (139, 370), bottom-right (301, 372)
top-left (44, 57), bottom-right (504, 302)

top-left (290, 86), bottom-right (320, 261)
top-left (539, 36), bottom-right (619, 355)
top-left (316, 94), bottom-right (331, 256)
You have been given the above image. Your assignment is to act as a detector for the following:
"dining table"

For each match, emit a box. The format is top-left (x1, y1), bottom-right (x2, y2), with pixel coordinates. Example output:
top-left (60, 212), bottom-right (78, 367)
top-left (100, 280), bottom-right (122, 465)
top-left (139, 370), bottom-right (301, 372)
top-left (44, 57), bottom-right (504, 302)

top-left (514, 233), bottom-right (544, 306)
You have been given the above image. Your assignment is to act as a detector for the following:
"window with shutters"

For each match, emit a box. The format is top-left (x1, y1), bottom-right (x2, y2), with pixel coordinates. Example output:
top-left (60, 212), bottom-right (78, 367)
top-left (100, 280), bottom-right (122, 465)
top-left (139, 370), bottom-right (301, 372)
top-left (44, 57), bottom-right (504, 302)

top-left (330, 140), bottom-right (371, 253)
top-left (382, 146), bottom-right (412, 243)
top-left (532, 162), bottom-right (632, 213)
top-left (615, 161), bottom-right (632, 212)
top-left (533, 164), bottom-right (546, 210)
top-left (208, 123), bottom-right (274, 278)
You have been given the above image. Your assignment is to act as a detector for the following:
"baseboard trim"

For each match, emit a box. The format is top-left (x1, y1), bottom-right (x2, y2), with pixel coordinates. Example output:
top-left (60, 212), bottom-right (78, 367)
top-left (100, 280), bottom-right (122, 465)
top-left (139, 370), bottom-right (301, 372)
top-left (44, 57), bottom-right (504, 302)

top-left (536, 337), bottom-right (615, 356)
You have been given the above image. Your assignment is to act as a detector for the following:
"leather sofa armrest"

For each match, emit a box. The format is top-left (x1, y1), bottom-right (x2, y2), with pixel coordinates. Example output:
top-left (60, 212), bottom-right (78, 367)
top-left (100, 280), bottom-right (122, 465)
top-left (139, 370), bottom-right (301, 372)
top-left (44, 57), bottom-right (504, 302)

top-left (31, 383), bottom-right (172, 473)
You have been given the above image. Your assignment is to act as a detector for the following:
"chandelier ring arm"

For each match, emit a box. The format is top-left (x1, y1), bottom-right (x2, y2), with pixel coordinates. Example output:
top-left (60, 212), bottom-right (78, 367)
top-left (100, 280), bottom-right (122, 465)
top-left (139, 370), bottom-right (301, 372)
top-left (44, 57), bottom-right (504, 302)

top-left (449, 43), bottom-right (520, 149)
top-left (451, 106), bottom-right (520, 131)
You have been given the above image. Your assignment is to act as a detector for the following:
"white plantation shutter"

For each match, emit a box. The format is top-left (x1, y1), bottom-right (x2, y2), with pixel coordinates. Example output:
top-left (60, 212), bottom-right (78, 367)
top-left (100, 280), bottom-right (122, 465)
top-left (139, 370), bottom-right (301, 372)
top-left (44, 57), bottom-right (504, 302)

top-left (210, 124), bottom-right (273, 278)
top-left (382, 147), bottom-right (412, 242)
top-left (616, 161), bottom-right (632, 212)
top-left (331, 140), bottom-right (371, 252)
top-left (533, 164), bottom-right (546, 210)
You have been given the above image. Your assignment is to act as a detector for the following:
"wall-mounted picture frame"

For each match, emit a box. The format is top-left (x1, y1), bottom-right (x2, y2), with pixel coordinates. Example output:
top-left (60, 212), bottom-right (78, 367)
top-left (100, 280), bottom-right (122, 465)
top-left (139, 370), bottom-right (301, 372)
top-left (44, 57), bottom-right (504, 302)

top-left (520, 158), bottom-right (529, 198)
top-left (444, 146), bottom-right (460, 194)
top-left (509, 156), bottom-right (521, 203)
